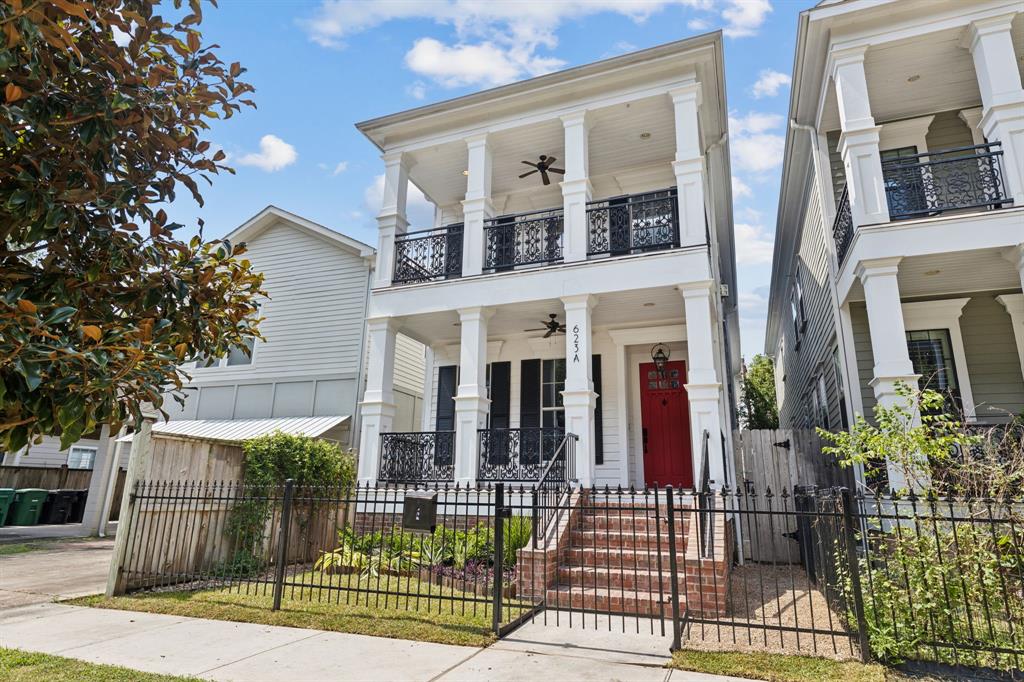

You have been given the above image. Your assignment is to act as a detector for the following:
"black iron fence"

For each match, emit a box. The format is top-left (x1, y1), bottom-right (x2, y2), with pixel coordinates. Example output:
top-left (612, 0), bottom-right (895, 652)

top-left (483, 209), bottom-right (563, 271)
top-left (378, 432), bottom-right (455, 483)
top-left (393, 224), bottom-right (463, 284)
top-left (832, 186), bottom-right (853, 265)
top-left (587, 187), bottom-right (679, 257)
top-left (477, 427), bottom-right (566, 482)
top-left (113, 480), bottom-right (1023, 673)
top-left (883, 143), bottom-right (1010, 220)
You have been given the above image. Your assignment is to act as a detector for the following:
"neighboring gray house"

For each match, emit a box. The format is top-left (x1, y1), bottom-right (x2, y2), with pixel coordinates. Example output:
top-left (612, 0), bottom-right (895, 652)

top-left (2, 206), bottom-right (426, 470)
top-left (765, 0), bottom-right (1024, 490)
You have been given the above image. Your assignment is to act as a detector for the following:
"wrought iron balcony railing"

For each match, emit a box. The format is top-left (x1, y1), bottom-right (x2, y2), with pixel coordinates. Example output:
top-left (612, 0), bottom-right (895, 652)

top-left (392, 224), bottom-right (463, 284)
top-left (477, 427), bottom-right (565, 482)
top-left (483, 208), bottom-right (563, 271)
top-left (832, 185), bottom-right (853, 265)
top-left (378, 431), bottom-right (455, 483)
top-left (882, 142), bottom-right (1010, 221)
top-left (587, 187), bottom-right (679, 257)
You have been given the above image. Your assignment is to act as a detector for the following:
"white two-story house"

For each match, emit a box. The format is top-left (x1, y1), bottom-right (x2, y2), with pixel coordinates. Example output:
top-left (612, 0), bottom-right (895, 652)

top-left (766, 0), bottom-right (1024, 490)
top-left (354, 33), bottom-right (740, 491)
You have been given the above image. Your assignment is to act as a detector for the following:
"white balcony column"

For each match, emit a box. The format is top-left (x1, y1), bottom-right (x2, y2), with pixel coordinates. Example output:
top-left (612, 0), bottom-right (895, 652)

top-left (964, 14), bottom-right (1024, 205)
top-left (357, 317), bottom-right (398, 484)
top-left (670, 83), bottom-right (707, 247)
top-left (998, 245), bottom-right (1024, 378)
top-left (856, 258), bottom-right (925, 492)
top-left (454, 307), bottom-right (492, 485)
top-left (831, 46), bottom-right (890, 227)
top-left (560, 294), bottom-right (597, 487)
top-left (375, 152), bottom-right (410, 288)
top-left (560, 111), bottom-right (592, 263)
top-left (679, 282), bottom-right (726, 489)
top-left (462, 134), bottom-right (494, 277)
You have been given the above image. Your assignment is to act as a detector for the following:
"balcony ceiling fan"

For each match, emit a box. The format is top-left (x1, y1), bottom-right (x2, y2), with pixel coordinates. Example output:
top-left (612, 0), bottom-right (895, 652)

top-left (524, 313), bottom-right (566, 338)
top-left (519, 155), bottom-right (565, 186)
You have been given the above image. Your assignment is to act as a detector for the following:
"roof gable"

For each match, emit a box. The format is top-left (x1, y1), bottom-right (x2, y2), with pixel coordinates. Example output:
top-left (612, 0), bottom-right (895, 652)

top-left (225, 206), bottom-right (374, 259)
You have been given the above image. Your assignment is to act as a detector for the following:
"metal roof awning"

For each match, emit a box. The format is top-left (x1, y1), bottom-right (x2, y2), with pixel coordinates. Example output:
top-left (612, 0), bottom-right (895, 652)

top-left (117, 415), bottom-right (350, 445)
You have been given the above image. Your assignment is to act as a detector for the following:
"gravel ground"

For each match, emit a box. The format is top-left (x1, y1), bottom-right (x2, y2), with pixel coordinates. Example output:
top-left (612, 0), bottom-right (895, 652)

top-left (681, 563), bottom-right (862, 661)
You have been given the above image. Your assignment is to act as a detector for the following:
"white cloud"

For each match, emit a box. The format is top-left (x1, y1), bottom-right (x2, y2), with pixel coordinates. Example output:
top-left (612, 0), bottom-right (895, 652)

top-left (732, 175), bottom-right (752, 200)
top-left (687, 18), bottom-right (710, 31)
top-left (737, 286), bottom-right (771, 358)
top-left (729, 111), bottom-right (785, 173)
top-left (364, 174), bottom-right (435, 228)
top-left (405, 37), bottom-right (564, 88)
top-left (722, 0), bottom-right (772, 38)
top-left (734, 222), bottom-right (774, 265)
top-left (332, 161), bottom-right (349, 176)
top-left (235, 135), bottom-right (297, 172)
top-left (406, 81), bottom-right (428, 100)
top-left (751, 68), bottom-right (791, 98)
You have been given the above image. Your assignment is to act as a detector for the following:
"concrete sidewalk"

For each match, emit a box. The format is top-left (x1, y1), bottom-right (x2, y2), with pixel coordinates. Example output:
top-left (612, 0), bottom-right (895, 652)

top-left (0, 603), bottom-right (743, 681)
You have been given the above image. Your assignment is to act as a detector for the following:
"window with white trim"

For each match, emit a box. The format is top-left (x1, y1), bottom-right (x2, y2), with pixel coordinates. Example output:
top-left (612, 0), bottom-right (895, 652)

top-left (906, 329), bottom-right (961, 412)
top-left (831, 345), bottom-right (849, 429)
top-left (67, 446), bottom-right (97, 469)
top-left (541, 359), bottom-right (566, 429)
top-left (791, 269), bottom-right (806, 349)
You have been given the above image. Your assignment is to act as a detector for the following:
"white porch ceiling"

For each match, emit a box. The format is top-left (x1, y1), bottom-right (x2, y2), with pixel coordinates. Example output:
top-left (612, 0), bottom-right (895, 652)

top-left (845, 247), bottom-right (1021, 301)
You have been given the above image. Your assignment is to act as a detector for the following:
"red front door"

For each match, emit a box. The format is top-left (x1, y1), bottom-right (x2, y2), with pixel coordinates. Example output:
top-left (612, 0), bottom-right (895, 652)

top-left (640, 360), bottom-right (693, 488)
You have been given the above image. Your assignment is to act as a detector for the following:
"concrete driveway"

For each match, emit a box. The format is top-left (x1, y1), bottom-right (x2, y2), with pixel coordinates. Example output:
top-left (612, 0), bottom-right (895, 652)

top-left (0, 537), bottom-right (113, 607)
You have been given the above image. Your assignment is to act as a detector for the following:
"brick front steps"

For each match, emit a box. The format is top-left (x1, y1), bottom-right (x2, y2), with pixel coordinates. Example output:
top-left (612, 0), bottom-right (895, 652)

top-left (517, 491), bottom-right (733, 618)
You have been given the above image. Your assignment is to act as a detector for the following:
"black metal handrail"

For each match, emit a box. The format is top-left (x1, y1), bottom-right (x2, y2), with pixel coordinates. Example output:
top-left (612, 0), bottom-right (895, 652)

top-left (483, 209), bottom-right (563, 271)
top-left (882, 142), bottom-right (1010, 220)
top-left (378, 431), bottom-right (455, 482)
top-left (530, 432), bottom-right (577, 549)
top-left (392, 224), bottom-right (463, 284)
top-left (587, 187), bottom-right (679, 256)
top-left (477, 427), bottom-right (565, 481)
top-left (832, 185), bottom-right (853, 265)
top-left (696, 429), bottom-right (713, 558)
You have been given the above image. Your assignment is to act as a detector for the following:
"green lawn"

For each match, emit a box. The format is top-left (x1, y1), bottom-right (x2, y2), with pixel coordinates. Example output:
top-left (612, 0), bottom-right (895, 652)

top-left (0, 648), bottom-right (198, 682)
top-left (669, 650), bottom-right (898, 682)
top-left (73, 571), bottom-right (502, 647)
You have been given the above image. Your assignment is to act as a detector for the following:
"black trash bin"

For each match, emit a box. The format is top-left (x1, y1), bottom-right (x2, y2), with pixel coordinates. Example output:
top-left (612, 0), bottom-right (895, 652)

top-left (39, 489), bottom-right (76, 525)
top-left (66, 489), bottom-right (88, 523)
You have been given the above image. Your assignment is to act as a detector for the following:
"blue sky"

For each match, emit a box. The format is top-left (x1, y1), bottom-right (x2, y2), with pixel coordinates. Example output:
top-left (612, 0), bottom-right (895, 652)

top-left (175, 0), bottom-right (804, 360)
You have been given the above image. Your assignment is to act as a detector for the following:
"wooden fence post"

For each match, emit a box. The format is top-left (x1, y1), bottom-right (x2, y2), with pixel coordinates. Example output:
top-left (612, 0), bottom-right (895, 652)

top-left (105, 418), bottom-right (154, 597)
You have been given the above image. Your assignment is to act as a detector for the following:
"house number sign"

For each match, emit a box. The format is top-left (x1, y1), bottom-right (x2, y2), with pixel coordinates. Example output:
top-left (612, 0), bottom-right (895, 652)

top-left (572, 324), bottom-right (581, 363)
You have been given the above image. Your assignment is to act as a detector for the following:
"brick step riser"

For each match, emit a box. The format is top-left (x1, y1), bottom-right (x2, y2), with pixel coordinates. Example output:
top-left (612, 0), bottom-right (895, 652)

top-left (581, 518), bottom-right (690, 533)
top-left (557, 568), bottom-right (687, 593)
top-left (561, 549), bottom-right (689, 570)
top-left (544, 589), bottom-right (685, 617)
top-left (568, 532), bottom-right (688, 551)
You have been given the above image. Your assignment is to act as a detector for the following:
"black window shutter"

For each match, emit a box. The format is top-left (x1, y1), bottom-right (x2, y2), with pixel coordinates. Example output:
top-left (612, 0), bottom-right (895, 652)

top-left (592, 354), bottom-right (603, 465)
top-left (489, 362), bottom-right (511, 430)
top-left (435, 365), bottom-right (457, 431)
top-left (520, 359), bottom-right (541, 428)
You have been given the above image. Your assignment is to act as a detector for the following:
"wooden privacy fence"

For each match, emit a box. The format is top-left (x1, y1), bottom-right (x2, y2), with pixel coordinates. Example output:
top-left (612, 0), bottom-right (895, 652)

top-left (0, 465), bottom-right (92, 490)
top-left (732, 428), bottom-right (854, 563)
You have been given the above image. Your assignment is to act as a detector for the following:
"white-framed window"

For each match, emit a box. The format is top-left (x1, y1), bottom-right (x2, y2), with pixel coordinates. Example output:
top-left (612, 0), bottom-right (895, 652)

top-left (540, 358), bottom-right (566, 429)
top-left (816, 372), bottom-right (831, 431)
top-left (67, 446), bottom-right (97, 469)
top-left (791, 269), bottom-right (806, 349)
top-left (831, 345), bottom-right (849, 429)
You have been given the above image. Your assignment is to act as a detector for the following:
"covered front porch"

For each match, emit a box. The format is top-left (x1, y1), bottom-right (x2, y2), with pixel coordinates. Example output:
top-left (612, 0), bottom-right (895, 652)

top-left (356, 281), bottom-right (734, 490)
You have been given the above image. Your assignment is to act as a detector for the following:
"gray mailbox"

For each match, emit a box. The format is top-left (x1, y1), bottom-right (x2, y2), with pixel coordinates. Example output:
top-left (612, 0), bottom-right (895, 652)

top-left (402, 491), bottom-right (438, 534)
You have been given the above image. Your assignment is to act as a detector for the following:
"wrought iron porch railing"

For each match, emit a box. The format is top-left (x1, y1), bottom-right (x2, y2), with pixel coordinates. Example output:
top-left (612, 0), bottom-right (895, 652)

top-left (882, 142), bottom-right (1010, 220)
top-left (477, 427), bottom-right (566, 482)
top-left (392, 224), bottom-right (463, 284)
top-left (832, 185), bottom-right (853, 265)
top-left (531, 432), bottom-right (577, 549)
top-left (483, 209), bottom-right (563, 271)
top-left (696, 429), bottom-right (713, 558)
top-left (378, 431), bottom-right (455, 483)
top-left (587, 187), bottom-right (679, 257)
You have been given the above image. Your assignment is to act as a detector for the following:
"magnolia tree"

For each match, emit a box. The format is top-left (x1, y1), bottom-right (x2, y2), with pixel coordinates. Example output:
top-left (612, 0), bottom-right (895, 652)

top-left (0, 0), bottom-right (262, 452)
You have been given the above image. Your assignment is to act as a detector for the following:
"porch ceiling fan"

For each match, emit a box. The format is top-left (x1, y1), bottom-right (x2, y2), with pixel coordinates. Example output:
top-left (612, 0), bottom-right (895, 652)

top-left (518, 155), bottom-right (565, 186)
top-left (524, 313), bottom-right (566, 338)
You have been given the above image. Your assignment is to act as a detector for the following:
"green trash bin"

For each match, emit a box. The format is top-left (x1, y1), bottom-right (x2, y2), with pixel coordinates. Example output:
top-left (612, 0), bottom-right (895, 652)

top-left (0, 488), bottom-right (14, 525)
top-left (9, 489), bottom-right (48, 526)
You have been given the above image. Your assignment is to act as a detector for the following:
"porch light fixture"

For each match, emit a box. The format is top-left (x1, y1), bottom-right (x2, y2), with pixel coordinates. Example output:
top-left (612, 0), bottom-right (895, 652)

top-left (462, 170), bottom-right (469, 176)
top-left (651, 343), bottom-right (671, 377)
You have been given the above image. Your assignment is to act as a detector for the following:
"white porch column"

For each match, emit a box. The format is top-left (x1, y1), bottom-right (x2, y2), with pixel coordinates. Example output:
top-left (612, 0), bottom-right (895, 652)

top-left (679, 282), bottom-right (725, 488)
top-left (561, 294), bottom-right (597, 487)
top-left (561, 111), bottom-right (591, 263)
top-left (454, 307), bottom-right (492, 485)
top-left (375, 153), bottom-right (410, 288)
top-left (856, 258), bottom-right (922, 491)
top-left (462, 135), bottom-right (493, 277)
top-left (831, 46), bottom-right (890, 227)
top-left (998, 244), bottom-right (1024, 378)
top-left (357, 317), bottom-right (398, 484)
top-left (964, 14), bottom-right (1024, 206)
top-left (670, 83), bottom-right (707, 247)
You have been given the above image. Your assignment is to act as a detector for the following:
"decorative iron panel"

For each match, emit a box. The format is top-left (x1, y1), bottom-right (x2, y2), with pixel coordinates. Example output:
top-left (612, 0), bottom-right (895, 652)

top-left (832, 186), bottom-right (853, 265)
top-left (477, 427), bottom-right (565, 481)
top-left (587, 188), bottom-right (679, 256)
top-left (392, 224), bottom-right (463, 284)
top-left (378, 431), bottom-right (455, 483)
top-left (882, 143), bottom-right (1010, 220)
top-left (483, 210), bottom-right (563, 271)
